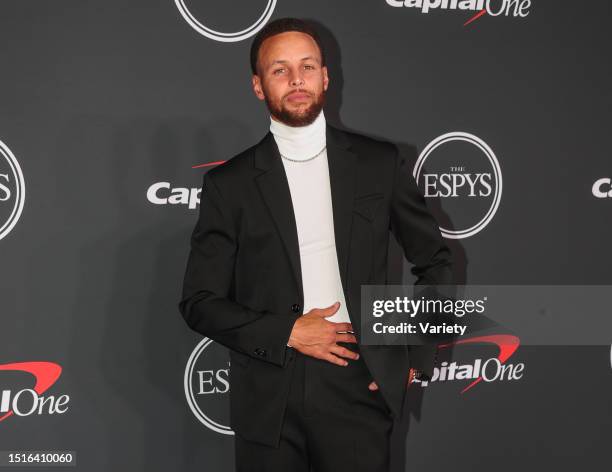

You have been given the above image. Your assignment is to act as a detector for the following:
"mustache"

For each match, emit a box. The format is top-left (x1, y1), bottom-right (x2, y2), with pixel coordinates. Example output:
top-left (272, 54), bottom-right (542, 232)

top-left (284, 89), bottom-right (313, 99)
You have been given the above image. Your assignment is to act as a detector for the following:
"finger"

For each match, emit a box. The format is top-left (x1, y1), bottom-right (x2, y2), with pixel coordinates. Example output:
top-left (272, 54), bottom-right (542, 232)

top-left (407, 368), bottom-right (416, 386)
top-left (332, 322), bottom-right (353, 332)
top-left (368, 381), bottom-right (378, 391)
top-left (334, 332), bottom-right (357, 344)
top-left (324, 301), bottom-right (341, 316)
top-left (329, 344), bottom-right (359, 360)
top-left (316, 302), bottom-right (340, 317)
top-left (324, 352), bottom-right (349, 367)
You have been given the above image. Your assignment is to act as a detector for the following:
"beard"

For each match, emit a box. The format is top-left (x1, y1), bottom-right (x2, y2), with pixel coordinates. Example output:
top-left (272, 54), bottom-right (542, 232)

top-left (264, 88), bottom-right (326, 127)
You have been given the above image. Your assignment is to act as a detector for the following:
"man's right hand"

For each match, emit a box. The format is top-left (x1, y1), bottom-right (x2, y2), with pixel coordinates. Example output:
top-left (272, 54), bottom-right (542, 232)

top-left (287, 302), bottom-right (359, 366)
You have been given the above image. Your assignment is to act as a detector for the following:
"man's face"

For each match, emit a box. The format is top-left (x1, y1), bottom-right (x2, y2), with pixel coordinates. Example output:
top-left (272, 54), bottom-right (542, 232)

top-left (252, 31), bottom-right (329, 127)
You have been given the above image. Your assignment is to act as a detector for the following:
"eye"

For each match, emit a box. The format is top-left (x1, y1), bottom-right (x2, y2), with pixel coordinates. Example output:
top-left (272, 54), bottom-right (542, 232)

top-left (304, 64), bottom-right (315, 70)
top-left (273, 68), bottom-right (285, 75)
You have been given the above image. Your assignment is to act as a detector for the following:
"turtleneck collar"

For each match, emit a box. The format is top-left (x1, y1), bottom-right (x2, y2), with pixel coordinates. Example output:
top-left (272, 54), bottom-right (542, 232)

top-left (269, 110), bottom-right (326, 161)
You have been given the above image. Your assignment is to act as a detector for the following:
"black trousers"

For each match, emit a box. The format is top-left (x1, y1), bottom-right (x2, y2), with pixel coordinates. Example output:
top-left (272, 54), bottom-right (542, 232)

top-left (234, 342), bottom-right (395, 472)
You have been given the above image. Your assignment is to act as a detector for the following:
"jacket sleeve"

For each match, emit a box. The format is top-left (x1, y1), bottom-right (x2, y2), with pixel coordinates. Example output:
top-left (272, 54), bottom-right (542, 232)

top-left (178, 171), bottom-right (296, 368)
top-left (388, 144), bottom-right (454, 379)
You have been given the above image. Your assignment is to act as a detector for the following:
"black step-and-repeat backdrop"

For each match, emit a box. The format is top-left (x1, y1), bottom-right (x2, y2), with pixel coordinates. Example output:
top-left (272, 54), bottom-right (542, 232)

top-left (1, 1), bottom-right (610, 471)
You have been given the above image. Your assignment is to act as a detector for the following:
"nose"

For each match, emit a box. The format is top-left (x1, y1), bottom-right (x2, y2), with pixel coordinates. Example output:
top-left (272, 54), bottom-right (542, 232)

top-left (289, 70), bottom-right (304, 87)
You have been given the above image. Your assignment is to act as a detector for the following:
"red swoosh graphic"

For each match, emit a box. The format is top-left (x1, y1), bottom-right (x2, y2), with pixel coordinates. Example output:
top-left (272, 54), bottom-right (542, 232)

top-left (0, 362), bottom-right (62, 423)
top-left (464, 9), bottom-right (487, 26)
top-left (192, 160), bottom-right (226, 169)
top-left (438, 334), bottom-right (520, 393)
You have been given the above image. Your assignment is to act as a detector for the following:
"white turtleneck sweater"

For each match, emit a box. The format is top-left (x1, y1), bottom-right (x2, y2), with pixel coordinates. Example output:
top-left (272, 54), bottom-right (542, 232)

top-left (269, 110), bottom-right (351, 332)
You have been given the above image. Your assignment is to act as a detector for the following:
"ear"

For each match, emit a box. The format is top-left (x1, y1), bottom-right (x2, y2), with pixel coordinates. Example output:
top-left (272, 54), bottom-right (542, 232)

top-left (322, 66), bottom-right (329, 92)
top-left (252, 75), bottom-right (265, 101)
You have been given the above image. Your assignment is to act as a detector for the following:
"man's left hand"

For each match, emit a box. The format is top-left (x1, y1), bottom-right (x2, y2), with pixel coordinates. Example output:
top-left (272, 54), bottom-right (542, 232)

top-left (368, 368), bottom-right (420, 391)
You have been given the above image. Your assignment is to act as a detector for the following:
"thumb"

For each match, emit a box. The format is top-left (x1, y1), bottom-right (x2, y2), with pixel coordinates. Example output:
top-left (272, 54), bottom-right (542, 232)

top-left (317, 301), bottom-right (340, 317)
top-left (368, 381), bottom-right (378, 391)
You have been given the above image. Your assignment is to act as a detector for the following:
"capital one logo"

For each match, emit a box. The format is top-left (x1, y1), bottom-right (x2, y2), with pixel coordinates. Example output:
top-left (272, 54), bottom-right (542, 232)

top-left (592, 178), bottom-right (612, 198)
top-left (147, 182), bottom-right (202, 209)
top-left (184, 338), bottom-right (233, 435)
top-left (175, 0), bottom-right (277, 42)
top-left (415, 334), bottom-right (524, 393)
top-left (0, 139), bottom-right (26, 241)
top-left (147, 161), bottom-right (224, 209)
top-left (414, 132), bottom-right (502, 239)
top-left (386, 0), bottom-right (531, 26)
top-left (0, 362), bottom-right (70, 424)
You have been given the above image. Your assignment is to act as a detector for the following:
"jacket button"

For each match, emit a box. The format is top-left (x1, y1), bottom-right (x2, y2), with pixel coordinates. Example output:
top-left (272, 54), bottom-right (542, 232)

top-left (291, 304), bottom-right (301, 313)
top-left (254, 348), bottom-right (267, 357)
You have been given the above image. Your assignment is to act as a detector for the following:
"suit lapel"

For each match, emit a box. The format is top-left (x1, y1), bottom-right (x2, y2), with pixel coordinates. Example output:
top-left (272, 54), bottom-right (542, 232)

top-left (254, 132), bottom-right (304, 300)
top-left (253, 124), bottom-right (357, 307)
top-left (326, 125), bottom-right (357, 303)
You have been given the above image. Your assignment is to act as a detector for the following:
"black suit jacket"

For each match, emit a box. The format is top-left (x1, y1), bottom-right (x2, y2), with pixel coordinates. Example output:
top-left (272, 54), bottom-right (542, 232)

top-left (179, 123), bottom-right (453, 447)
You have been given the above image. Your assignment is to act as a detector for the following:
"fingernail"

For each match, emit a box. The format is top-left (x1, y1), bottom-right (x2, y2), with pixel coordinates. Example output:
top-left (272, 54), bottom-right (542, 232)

top-left (343, 361), bottom-right (348, 366)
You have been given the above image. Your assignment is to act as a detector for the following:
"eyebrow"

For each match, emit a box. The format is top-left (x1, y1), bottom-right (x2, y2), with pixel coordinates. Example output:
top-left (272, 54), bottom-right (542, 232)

top-left (269, 56), bottom-right (321, 67)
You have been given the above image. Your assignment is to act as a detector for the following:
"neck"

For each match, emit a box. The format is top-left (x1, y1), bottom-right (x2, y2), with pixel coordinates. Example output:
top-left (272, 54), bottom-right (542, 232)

top-left (270, 110), bottom-right (326, 161)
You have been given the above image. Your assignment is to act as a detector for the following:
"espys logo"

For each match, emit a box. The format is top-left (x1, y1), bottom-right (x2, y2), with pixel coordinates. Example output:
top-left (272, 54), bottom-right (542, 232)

top-left (147, 160), bottom-right (224, 209)
top-left (184, 338), bottom-right (233, 435)
top-left (0, 139), bottom-right (25, 241)
top-left (0, 362), bottom-right (70, 423)
top-left (414, 334), bottom-right (524, 393)
top-left (592, 178), bottom-right (612, 198)
top-left (386, 0), bottom-right (532, 26)
top-left (175, 0), bottom-right (277, 42)
top-left (413, 132), bottom-right (502, 239)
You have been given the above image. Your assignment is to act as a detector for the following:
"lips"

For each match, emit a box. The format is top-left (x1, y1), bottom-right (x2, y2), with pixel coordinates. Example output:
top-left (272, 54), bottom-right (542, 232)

top-left (286, 92), bottom-right (311, 101)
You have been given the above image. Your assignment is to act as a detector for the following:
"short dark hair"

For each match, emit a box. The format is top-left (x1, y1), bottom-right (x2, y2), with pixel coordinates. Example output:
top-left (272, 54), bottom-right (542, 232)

top-left (249, 18), bottom-right (326, 75)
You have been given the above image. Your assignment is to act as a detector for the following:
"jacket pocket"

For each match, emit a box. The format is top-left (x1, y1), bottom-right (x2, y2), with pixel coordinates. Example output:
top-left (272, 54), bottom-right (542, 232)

top-left (353, 193), bottom-right (384, 222)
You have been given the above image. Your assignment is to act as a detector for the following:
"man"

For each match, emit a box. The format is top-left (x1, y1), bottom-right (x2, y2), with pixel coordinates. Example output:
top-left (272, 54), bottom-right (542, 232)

top-left (179, 17), bottom-right (453, 472)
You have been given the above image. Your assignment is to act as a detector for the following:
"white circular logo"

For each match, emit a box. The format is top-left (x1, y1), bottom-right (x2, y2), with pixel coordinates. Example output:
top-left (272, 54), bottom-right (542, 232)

top-left (174, 0), bottom-right (277, 42)
top-left (0, 139), bottom-right (25, 241)
top-left (413, 132), bottom-right (502, 239)
top-left (184, 338), bottom-right (233, 435)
